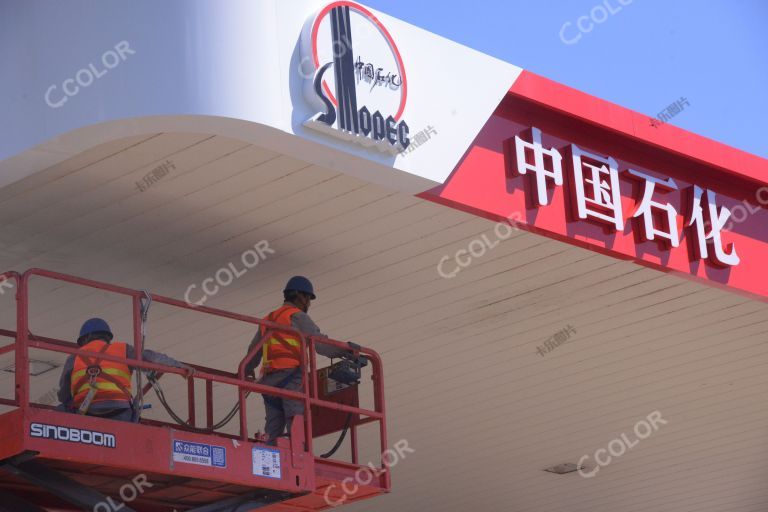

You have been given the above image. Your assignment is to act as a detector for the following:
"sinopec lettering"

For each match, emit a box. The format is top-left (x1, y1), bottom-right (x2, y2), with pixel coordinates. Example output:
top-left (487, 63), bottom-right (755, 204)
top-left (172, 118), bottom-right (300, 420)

top-left (308, 62), bottom-right (410, 153)
top-left (302, 2), bottom-right (411, 154)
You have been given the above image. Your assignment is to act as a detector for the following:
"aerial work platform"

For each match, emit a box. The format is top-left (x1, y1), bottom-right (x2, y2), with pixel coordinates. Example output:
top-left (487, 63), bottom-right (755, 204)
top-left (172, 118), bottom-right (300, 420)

top-left (0, 269), bottom-right (389, 511)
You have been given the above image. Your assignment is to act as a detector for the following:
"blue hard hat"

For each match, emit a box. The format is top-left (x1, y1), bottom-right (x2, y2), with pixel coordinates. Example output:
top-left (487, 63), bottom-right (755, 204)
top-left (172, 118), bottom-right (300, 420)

top-left (284, 276), bottom-right (316, 300)
top-left (78, 318), bottom-right (113, 344)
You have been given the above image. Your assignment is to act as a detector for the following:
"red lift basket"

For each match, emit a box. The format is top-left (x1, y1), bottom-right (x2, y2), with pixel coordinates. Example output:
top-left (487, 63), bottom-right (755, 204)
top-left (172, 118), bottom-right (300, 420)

top-left (0, 269), bottom-right (389, 512)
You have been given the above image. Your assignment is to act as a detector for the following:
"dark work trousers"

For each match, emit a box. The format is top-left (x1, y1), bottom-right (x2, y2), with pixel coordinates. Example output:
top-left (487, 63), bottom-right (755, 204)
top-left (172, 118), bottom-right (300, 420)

top-left (259, 368), bottom-right (304, 442)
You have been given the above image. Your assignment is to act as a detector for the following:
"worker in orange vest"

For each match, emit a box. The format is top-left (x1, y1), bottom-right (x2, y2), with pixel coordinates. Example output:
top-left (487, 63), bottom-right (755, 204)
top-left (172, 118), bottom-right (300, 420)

top-left (57, 318), bottom-right (193, 422)
top-left (244, 276), bottom-right (351, 444)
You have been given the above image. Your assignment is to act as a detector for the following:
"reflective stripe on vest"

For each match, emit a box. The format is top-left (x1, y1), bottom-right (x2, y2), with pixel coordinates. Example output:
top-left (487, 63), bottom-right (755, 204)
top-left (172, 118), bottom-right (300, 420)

top-left (71, 340), bottom-right (133, 406)
top-left (261, 305), bottom-right (302, 374)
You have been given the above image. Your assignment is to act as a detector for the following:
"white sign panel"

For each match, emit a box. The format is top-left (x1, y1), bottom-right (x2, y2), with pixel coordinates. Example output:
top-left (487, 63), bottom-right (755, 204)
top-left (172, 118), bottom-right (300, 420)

top-left (252, 447), bottom-right (282, 479)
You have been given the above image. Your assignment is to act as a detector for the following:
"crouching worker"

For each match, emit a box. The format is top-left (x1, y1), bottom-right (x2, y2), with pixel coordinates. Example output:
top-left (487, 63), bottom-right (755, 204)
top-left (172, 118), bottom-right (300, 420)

top-left (57, 317), bottom-right (193, 422)
top-left (244, 276), bottom-right (358, 444)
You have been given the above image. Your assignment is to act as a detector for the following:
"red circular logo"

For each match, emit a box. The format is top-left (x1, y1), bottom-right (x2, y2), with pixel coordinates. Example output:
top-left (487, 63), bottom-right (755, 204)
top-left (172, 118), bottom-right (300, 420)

top-left (310, 1), bottom-right (408, 121)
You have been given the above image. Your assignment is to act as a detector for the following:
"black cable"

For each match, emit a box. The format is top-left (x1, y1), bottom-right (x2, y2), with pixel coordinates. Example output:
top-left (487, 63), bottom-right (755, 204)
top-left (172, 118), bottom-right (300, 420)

top-left (320, 412), bottom-right (353, 459)
top-left (149, 376), bottom-right (355, 460)
top-left (135, 288), bottom-right (242, 432)
top-left (148, 375), bottom-right (244, 432)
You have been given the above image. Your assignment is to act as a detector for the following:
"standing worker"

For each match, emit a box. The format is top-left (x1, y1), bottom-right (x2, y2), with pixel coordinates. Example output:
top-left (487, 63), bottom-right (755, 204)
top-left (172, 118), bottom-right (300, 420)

top-left (244, 276), bottom-right (355, 444)
top-left (57, 317), bottom-right (194, 422)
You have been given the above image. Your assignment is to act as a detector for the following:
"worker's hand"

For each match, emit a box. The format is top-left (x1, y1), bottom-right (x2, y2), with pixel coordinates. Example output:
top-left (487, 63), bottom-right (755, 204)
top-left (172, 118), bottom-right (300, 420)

top-left (347, 341), bottom-right (362, 352)
top-left (182, 364), bottom-right (197, 378)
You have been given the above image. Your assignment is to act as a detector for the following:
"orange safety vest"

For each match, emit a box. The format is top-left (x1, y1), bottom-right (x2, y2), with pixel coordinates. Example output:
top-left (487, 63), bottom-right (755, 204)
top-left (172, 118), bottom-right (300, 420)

top-left (71, 340), bottom-right (133, 407)
top-left (260, 305), bottom-right (303, 375)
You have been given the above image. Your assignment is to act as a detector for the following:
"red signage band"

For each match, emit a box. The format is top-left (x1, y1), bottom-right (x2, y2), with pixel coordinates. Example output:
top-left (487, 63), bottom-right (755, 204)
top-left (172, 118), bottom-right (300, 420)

top-left (421, 71), bottom-right (768, 301)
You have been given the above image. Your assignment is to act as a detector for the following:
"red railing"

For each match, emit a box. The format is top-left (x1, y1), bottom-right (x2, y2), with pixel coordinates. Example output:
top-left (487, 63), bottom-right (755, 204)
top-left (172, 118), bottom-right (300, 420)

top-left (0, 268), bottom-right (388, 486)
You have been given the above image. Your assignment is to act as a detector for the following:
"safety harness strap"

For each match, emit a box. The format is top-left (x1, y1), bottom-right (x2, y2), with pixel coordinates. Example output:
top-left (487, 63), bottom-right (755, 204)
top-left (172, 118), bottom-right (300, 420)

top-left (75, 342), bottom-right (133, 414)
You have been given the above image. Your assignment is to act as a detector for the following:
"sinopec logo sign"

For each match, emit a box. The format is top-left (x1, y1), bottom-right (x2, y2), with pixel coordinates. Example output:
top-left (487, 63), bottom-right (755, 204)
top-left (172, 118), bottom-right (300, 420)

top-left (301, 1), bottom-right (410, 154)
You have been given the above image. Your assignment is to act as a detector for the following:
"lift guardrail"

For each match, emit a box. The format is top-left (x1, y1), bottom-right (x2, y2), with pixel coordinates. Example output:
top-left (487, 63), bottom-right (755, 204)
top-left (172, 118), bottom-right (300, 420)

top-left (0, 268), bottom-right (389, 490)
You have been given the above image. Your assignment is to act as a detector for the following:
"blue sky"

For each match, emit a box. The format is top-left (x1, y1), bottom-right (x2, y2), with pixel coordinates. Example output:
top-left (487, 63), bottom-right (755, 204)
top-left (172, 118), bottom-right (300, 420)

top-left (365, 0), bottom-right (768, 159)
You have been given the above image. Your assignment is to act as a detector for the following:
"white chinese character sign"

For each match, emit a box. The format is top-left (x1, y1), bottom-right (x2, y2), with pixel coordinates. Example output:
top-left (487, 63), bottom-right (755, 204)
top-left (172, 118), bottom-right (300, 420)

top-left (424, 83), bottom-right (768, 302)
top-left (566, 144), bottom-right (624, 231)
top-left (625, 170), bottom-right (680, 248)
top-left (511, 127), bottom-right (562, 207)
top-left (502, 126), bottom-right (749, 270)
top-left (687, 186), bottom-right (740, 267)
